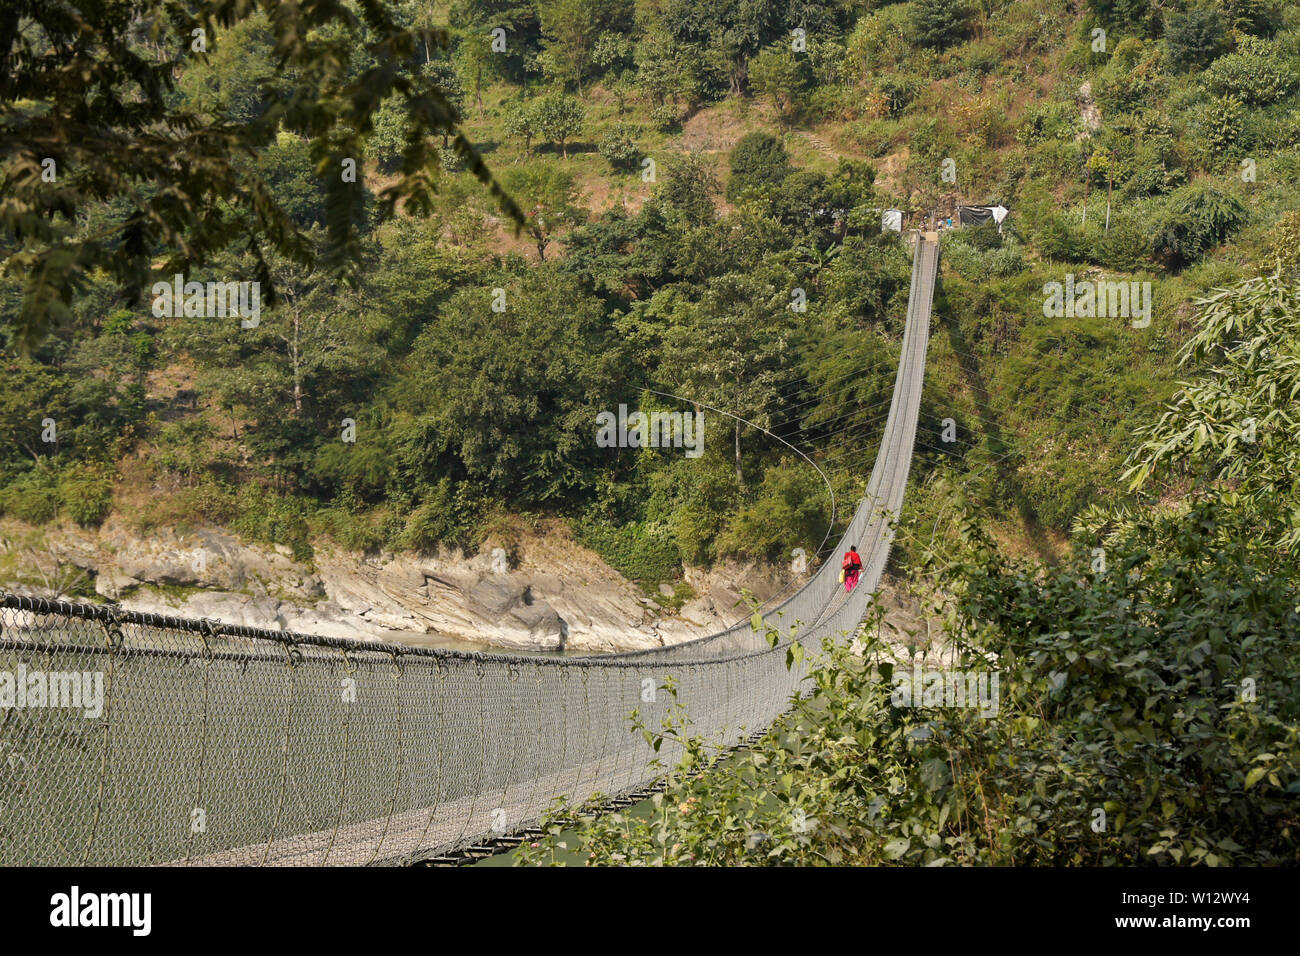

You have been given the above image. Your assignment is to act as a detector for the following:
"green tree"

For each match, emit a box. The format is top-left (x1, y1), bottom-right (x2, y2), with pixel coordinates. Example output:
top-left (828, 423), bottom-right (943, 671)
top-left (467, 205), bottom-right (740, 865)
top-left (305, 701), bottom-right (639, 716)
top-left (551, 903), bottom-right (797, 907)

top-left (1124, 271), bottom-right (1300, 551)
top-left (1164, 2), bottom-right (1229, 71)
top-left (717, 459), bottom-right (830, 560)
top-left (597, 126), bottom-right (641, 171)
top-left (176, 14), bottom-right (285, 124)
top-left (503, 98), bottom-right (541, 156)
top-left (1, 0), bottom-right (522, 353)
top-left (455, 28), bottom-right (496, 118)
top-left (1149, 185), bottom-right (1247, 269)
top-left (657, 272), bottom-right (795, 484)
top-left (748, 43), bottom-right (811, 123)
top-left (726, 131), bottom-right (791, 202)
top-left (1263, 210), bottom-right (1300, 277)
top-left (653, 153), bottom-right (720, 226)
top-left (1204, 39), bottom-right (1297, 105)
top-left (911, 0), bottom-right (971, 50)
top-left (537, 0), bottom-right (633, 94)
top-left (421, 60), bottom-right (468, 146)
top-left (534, 92), bottom-right (586, 159)
top-left (502, 162), bottom-right (587, 259)
top-left (399, 270), bottom-right (615, 501)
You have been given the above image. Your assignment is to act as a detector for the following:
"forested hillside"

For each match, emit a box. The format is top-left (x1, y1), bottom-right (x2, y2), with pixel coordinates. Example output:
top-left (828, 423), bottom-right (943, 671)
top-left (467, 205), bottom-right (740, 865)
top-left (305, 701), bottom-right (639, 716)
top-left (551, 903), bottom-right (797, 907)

top-left (4, 0), bottom-right (1299, 599)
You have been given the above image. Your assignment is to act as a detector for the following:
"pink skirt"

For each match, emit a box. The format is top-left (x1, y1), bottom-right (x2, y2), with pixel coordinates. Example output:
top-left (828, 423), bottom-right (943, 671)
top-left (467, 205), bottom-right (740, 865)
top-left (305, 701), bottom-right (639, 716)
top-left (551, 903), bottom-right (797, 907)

top-left (844, 568), bottom-right (861, 593)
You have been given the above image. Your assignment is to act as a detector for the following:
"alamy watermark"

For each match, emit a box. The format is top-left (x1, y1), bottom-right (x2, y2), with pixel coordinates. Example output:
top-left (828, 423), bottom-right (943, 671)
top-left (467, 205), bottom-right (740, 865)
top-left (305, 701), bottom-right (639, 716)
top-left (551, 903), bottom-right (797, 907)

top-left (891, 663), bottom-right (1000, 718)
top-left (50, 886), bottom-right (150, 936)
top-left (0, 666), bottom-right (104, 718)
top-left (1043, 273), bottom-right (1151, 328)
top-left (151, 274), bottom-right (262, 327)
top-left (596, 404), bottom-right (704, 458)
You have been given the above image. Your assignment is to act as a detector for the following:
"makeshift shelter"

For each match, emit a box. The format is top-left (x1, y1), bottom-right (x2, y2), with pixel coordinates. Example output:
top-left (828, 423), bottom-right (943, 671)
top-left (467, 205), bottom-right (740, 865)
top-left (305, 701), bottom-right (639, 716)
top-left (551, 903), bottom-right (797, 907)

top-left (957, 204), bottom-right (1009, 232)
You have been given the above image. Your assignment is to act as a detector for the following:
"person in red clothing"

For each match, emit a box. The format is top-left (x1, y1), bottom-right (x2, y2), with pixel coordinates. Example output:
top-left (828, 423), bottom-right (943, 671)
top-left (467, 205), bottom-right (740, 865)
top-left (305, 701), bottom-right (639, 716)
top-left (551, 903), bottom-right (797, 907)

top-left (841, 546), bottom-right (863, 593)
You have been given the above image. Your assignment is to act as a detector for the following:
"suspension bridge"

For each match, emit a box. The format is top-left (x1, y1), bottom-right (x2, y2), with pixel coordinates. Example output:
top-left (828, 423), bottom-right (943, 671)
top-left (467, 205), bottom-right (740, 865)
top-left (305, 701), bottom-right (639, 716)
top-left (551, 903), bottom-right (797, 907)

top-left (0, 235), bottom-right (939, 866)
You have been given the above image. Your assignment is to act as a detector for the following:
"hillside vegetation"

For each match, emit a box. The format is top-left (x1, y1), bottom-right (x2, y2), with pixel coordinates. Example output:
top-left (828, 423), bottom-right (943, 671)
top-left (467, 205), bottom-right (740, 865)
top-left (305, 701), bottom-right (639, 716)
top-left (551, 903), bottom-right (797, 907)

top-left (3, 0), bottom-right (1299, 597)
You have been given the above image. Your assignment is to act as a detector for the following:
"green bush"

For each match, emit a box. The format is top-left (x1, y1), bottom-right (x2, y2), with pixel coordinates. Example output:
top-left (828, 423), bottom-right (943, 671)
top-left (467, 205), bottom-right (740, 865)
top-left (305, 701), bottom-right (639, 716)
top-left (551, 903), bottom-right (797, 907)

top-left (1193, 94), bottom-right (1246, 170)
top-left (1204, 41), bottom-right (1297, 105)
top-left (400, 479), bottom-right (485, 553)
top-left (873, 74), bottom-right (921, 118)
top-left (726, 131), bottom-right (791, 202)
top-left (0, 473), bottom-right (60, 524)
top-left (57, 464), bottom-right (113, 527)
top-left (228, 491), bottom-right (314, 562)
top-left (597, 125), bottom-right (641, 171)
top-left (575, 516), bottom-right (681, 583)
top-left (1016, 101), bottom-right (1074, 146)
top-left (314, 495), bottom-right (390, 553)
top-left (911, 0), bottom-right (971, 50)
top-left (1035, 214), bottom-right (1083, 262)
top-left (1097, 216), bottom-right (1154, 272)
top-left (364, 95), bottom-right (408, 173)
top-left (1164, 2), bottom-right (1229, 72)
top-left (941, 234), bottom-right (1027, 283)
top-left (650, 104), bottom-right (680, 132)
top-left (716, 461), bottom-right (829, 562)
top-left (847, 118), bottom-right (897, 157)
top-left (1149, 184), bottom-right (1248, 269)
top-left (438, 145), bottom-right (464, 172)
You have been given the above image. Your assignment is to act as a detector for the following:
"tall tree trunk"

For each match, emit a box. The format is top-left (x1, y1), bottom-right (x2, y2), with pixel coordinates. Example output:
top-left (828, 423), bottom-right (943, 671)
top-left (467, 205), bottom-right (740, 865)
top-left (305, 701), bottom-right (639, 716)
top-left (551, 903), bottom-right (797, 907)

top-left (291, 308), bottom-right (302, 416)
top-left (734, 421), bottom-right (743, 485)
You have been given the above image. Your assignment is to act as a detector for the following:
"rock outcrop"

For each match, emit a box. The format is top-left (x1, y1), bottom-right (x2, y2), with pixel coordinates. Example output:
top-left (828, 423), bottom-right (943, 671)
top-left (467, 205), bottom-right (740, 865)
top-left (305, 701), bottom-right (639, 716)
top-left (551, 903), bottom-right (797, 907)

top-left (0, 518), bottom-right (805, 654)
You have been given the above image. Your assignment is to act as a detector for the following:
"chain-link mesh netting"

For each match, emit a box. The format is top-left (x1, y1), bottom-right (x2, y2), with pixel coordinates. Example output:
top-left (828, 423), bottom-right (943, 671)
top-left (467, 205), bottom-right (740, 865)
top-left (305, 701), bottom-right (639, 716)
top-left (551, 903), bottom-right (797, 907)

top-left (0, 240), bottom-right (936, 867)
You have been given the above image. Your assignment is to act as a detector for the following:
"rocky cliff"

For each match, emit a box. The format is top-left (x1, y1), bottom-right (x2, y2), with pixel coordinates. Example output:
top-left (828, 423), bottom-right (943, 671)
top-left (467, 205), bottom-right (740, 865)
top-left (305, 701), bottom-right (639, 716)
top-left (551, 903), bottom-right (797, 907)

top-left (0, 517), bottom-right (802, 654)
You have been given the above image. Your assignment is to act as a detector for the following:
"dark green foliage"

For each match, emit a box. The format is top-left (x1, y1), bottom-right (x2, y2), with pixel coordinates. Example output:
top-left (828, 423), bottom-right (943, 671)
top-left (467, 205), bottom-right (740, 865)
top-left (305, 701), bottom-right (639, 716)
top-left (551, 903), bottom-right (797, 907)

top-left (874, 74), bottom-right (922, 117)
top-left (726, 132), bottom-right (791, 202)
top-left (574, 516), bottom-right (681, 583)
top-left (1204, 40), bottom-right (1298, 105)
top-left (258, 133), bottom-right (329, 228)
top-left (597, 125), bottom-right (641, 171)
top-left (401, 478), bottom-right (488, 553)
top-left (57, 463), bottom-right (114, 527)
top-left (398, 269), bottom-right (615, 503)
top-left (1097, 216), bottom-right (1154, 271)
top-left (652, 153), bottom-right (719, 226)
top-left (1, 0), bottom-right (523, 354)
top-left (0, 469), bottom-right (59, 524)
top-left (650, 103), bottom-right (681, 132)
top-left (1035, 214), bottom-right (1082, 262)
top-left (911, 0), bottom-right (971, 50)
top-left (1016, 101), bottom-right (1074, 146)
top-left (1164, 2), bottom-right (1229, 71)
top-left (716, 459), bottom-right (830, 561)
top-left (518, 495), bottom-right (1300, 866)
top-left (748, 43), bottom-right (811, 120)
top-left (1086, 0), bottom-right (1158, 36)
top-left (1094, 37), bottom-right (1167, 113)
top-left (228, 491), bottom-right (315, 562)
top-left (1150, 185), bottom-right (1248, 269)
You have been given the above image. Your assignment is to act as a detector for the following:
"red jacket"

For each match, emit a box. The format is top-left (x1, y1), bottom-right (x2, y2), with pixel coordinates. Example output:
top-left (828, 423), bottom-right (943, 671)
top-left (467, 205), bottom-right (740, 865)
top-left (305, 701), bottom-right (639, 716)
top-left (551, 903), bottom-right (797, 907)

top-left (842, 551), bottom-right (862, 572)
